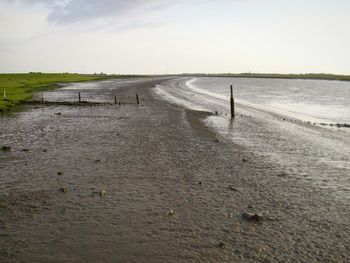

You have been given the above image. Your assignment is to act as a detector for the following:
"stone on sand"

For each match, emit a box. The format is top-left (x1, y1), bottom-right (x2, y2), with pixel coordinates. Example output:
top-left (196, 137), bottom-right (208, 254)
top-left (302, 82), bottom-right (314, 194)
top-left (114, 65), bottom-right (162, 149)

top-left (1, 146), bottom-right (11, 152)
top-left (242, 211), bottom-right (263, 222)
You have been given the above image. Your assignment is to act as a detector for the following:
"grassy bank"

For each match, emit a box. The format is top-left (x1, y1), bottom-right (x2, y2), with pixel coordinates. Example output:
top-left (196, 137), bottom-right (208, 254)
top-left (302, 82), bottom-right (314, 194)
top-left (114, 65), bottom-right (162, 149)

top-left (0, 73), bottom-right (113, 112)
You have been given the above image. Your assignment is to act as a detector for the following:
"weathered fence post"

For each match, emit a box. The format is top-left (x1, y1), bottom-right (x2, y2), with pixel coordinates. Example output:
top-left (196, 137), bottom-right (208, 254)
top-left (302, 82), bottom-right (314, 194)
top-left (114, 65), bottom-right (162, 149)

top-left (78, 92), bottom-right (81, 103)
top-left (230, 85), bottom-right (235, 119)
top-left (114, 95), bottom-right (117, 104)
top-left (3, 89), bottom-right (6, 100)
top-left (136, 94), bottom-right (140, 105)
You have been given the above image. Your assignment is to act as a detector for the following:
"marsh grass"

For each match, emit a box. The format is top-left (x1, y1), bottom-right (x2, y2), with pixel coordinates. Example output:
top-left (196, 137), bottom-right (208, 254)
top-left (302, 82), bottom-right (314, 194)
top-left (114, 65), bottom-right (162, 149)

top-left (0, 73), bottom-right (111, 112)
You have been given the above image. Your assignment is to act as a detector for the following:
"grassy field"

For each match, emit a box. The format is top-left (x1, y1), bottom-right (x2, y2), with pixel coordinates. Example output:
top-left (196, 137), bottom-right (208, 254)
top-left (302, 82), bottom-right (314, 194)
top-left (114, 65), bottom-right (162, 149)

top-left (0, 73), bottom-right (113, 112)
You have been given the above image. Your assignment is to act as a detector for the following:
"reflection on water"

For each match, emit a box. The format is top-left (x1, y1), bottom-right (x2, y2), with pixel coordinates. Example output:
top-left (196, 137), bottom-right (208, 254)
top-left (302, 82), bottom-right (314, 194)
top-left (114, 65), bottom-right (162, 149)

top-left (155, 78), bottom-right (350, 200)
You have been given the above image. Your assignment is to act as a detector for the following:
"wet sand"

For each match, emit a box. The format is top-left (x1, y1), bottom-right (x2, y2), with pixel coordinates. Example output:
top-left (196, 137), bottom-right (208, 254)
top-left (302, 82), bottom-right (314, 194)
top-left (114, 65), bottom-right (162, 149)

top-left (0, 78), bottom-right (349, 262)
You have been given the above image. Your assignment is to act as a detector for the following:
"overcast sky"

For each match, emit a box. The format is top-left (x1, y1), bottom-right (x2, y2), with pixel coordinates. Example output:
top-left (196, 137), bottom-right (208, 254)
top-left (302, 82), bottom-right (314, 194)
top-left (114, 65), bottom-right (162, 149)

top-left (0, 0), bottom-right (349, 74)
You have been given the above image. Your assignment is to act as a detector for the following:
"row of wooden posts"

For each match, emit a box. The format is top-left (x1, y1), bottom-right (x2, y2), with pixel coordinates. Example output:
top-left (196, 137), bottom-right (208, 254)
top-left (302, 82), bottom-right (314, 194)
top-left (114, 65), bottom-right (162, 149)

top-left (71, 90), bottom-right (232, 118)
top-left (4, 85), bottom-right (234, 117)
top-left (39, 91), bottom-right (141, 105)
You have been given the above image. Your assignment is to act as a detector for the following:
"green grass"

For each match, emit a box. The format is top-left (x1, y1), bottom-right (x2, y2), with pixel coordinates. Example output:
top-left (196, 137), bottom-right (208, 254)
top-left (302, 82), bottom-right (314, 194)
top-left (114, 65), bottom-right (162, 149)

top-left (0, 73), bottom-right (113, 112)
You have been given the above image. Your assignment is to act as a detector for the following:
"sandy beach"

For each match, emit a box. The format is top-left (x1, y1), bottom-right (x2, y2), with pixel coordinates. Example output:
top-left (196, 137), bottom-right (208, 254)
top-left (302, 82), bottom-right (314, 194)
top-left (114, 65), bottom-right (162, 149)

top-left (0, 78), bottom-right (349, 262)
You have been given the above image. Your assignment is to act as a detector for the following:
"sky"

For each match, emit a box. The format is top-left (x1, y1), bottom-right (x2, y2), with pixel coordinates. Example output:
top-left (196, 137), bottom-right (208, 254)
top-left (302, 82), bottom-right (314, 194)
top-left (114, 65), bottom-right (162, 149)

top-left (0, 0), bottom-right (349, 75)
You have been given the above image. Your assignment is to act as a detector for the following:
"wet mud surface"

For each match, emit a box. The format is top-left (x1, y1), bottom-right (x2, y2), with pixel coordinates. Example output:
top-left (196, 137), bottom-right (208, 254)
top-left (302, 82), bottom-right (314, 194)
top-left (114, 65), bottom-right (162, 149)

top-left (0, 78), bottom-right (349, 262)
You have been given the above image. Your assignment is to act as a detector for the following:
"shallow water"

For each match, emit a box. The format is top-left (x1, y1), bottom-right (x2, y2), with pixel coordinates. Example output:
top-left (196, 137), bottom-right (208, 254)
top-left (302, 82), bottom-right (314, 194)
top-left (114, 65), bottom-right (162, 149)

top-left (188, 77), bottom-right (350, 125)
top-left (34, 78), bottom-right (150, 104)
top-left (154, 78), bottom-right (350, 200)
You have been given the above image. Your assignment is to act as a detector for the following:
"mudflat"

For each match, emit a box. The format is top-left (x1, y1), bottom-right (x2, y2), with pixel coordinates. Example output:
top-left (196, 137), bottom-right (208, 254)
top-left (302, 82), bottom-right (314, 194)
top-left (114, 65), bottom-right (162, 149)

top-left (0, 78), bottom-right (349, 262)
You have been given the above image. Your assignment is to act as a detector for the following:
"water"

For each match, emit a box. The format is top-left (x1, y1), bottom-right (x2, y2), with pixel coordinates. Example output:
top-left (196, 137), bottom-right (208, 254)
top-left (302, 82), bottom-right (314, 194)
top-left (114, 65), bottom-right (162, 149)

top-left (154, 77), bottom-right (350, 200)
top-left (187, 77), bottom-right (350, 125)
top-left (34, 78), bottom-right (149, 104)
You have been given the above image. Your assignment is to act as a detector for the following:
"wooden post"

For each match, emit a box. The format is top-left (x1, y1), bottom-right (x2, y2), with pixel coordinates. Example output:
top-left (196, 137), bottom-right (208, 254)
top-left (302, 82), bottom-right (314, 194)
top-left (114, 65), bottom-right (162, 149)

top-left (41, 91), bottom-right (44, 103)
top-left (230, 85), bottom-right (235, 119)
top-left (136, 94), bottom-right (140, 105)
top-left (3, 89), bottom-right (6, 100)
top-left (114, 96), bottom-right (117, 104)
top-left (78, 92), bottom-right (81, 103)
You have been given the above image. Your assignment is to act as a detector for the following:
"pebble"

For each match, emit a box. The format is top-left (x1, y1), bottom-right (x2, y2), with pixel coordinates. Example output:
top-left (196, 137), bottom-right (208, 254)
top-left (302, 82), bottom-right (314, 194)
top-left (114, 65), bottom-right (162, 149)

top-left (166, 209), bottom-right (174, 216)
top-left (229, 186), bottom-right (238, 191)
top-left (100, 190), bottom-right (107, 197)
top-left (242, 211), bottom-right (263, 222)
top-left (59, 188), bottom-right (68, 193)
top-left (278, 172), bottom-right (287, 177)
top-left (1, 146), bottom-right (11, 152)
top-left (218, 241), bottom-right (226, 248)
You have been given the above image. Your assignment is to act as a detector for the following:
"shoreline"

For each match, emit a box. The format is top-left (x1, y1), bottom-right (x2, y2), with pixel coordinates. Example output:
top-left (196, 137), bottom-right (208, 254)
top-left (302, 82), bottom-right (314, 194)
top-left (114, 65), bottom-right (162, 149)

top-left (0, 74), bottom-right (147, 114)
top-left (0, 78), bottom-right (349, 262)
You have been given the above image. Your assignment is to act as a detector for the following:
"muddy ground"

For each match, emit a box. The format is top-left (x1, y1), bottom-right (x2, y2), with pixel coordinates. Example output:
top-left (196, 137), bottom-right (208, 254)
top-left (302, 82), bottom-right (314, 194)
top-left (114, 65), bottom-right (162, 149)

top-left (0, 78), bottom-right (349, 262)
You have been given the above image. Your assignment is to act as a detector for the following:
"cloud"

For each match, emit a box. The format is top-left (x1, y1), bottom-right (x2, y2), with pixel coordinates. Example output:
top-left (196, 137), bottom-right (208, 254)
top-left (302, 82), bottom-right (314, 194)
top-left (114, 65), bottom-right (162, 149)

top-left (2, 0), bottom-right (67, 7)
top-left (8, 0), bottom-right (181, 24)
top-left (50, 0), bottom-right (149, 23)
top-left (0, 0), bottom-right (195, 33)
